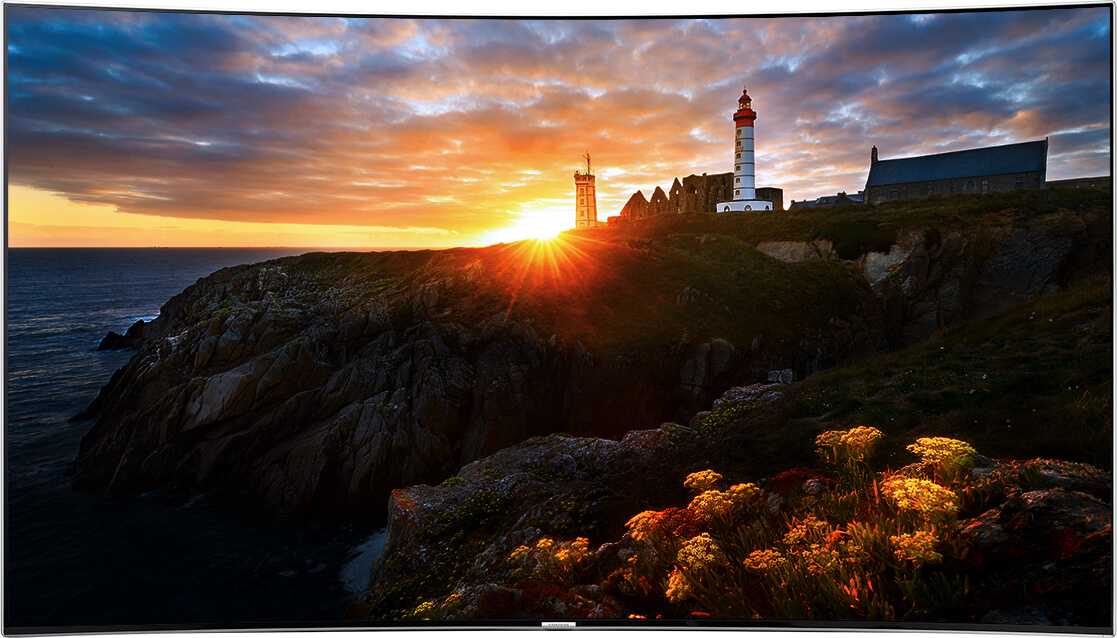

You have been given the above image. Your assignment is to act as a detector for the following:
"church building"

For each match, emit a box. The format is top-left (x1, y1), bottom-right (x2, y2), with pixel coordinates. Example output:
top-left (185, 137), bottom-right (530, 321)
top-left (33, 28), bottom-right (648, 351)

top-left (864, 139), bottom-right (1048, 203)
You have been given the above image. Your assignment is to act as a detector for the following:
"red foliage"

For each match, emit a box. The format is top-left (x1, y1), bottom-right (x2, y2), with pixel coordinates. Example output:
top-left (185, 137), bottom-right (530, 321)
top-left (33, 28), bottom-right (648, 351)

top-left (1058, 528), bottom-right (1085, 560)
top-left (514, 579), bottom-right (566, 611)
top-left (657, 507), bottom-right (703, 539)
top-left (477, 586), bottom-right (515, 617)
top-left (766, 468), bottom-right (834, 495)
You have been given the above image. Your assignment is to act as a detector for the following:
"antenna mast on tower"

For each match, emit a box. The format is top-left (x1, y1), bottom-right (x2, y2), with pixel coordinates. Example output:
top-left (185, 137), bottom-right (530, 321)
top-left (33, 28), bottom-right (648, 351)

top-left (583, 152), bottom-right (592, 175)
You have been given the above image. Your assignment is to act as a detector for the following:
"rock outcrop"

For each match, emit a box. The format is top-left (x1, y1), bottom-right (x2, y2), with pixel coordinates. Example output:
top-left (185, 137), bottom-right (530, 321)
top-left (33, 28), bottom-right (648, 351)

top-left (353, 383), bottom-right (1112, 626)
top-left (66, 244), bottom-right (878, 516)
top-left (67, 198), bottom-right (1111, 519)
top-left (757, 208), bottom-right (1110, 347)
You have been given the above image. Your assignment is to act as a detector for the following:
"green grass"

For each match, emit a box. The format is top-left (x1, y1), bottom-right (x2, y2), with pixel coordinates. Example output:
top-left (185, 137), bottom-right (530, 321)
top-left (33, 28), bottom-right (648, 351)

top-left (217, 188), bottom-right (1107, 366)
top-left (616, 276), bottom-right (1110, 515)
top-left (771, 277), bottom-right (1112, 469)
top-left (570, 188), bottom-right (1110, 245)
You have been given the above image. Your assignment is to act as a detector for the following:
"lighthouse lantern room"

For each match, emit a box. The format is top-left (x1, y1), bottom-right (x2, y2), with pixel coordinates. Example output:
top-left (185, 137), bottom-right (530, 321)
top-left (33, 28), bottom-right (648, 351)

top-left (716, 86), bottom-right (773, 212)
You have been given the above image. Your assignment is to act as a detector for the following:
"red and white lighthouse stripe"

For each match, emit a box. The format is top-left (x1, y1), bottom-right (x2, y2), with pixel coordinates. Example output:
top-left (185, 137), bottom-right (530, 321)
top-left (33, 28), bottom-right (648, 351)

top-left (717, 86), bottom-right (772, 212)
top-left (733, 89), bottom-right (757, 202)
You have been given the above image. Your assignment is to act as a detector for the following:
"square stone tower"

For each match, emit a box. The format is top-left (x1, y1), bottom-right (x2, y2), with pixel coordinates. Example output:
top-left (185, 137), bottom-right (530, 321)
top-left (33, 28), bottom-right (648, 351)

top-left (574, 152), bottom-right (598, 228)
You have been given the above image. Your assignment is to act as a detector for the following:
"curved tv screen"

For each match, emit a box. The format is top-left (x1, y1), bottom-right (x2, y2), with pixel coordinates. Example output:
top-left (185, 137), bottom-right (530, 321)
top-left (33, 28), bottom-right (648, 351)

top-left (5, 0), bottom-right (1113, 634)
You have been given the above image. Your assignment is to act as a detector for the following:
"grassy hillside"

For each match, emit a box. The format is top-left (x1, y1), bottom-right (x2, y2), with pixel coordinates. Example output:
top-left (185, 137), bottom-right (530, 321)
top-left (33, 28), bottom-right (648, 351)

top-left (280, 230), bottom-right (873, 359)
top-left (277, 189), bottom-right (1108, 364)
top-left (623, 276), bottom-right (1112, 510)
top-left (573, 188), bottom-right (1111, 248)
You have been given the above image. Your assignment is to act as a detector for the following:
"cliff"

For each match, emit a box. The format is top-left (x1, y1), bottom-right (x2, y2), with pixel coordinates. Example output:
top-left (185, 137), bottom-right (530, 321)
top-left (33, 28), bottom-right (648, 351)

top-left (68, 189), bottom-right (1111, 519)
top-left (353, 278), bottom-right (1112, 625)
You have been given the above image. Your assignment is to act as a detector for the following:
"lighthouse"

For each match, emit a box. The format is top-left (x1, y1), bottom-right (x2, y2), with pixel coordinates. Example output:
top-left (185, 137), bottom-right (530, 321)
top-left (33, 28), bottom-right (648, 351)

top-left (716, 86), bottom-right (773, 212)
top-left (574, 152), bottom-right (599, 228)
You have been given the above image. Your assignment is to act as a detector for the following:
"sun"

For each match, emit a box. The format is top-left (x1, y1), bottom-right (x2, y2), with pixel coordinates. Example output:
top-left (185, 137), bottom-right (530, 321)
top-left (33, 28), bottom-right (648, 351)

top-left (484, 207), bottom-right (571, 244)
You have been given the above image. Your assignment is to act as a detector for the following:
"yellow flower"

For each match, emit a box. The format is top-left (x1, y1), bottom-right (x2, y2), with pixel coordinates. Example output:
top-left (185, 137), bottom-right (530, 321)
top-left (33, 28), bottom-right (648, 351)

top-left (688, 489), bottom-right (733, 519)
top-left (816, 427), bottom-right (883, 467)
top-left (890, 530), bottom-right (943, 567)
top-left (625, 510), bottom-right (659, 542)
top-left (727, 482), bottom-right (760, 503)
top-left (840, 426), bottom-right (884, 453)
top-left (742, 548), bottom-right (787, 572)
top-left (684, 470), bottom-right (723, 492)
top-left (801, 544), bottom-right (842, 576)
top-left (907, 437), bottom-right (976, 465)
top-left (554, 537), bottom-right (591, 566)
top-left (815, 430), bottom-right (844, 449)
top-left (535, 537), bottom-right (555, 551)
top-left (907, 437), bottom-right (977, 485)
top-left (881, 476), bottom-right (959, 523)
top-left (782, 515), bottom-right (832, 546)
top-left (664, 567), bottom-right (692, 603)
top-left (676, 533), bottom-right (726, 569)
top-left (508, 544), bottom-right (530, 563)
top-left (411, 601), bottom-right (436, 620)
top-left (441, 593), bottom-right (462, 611)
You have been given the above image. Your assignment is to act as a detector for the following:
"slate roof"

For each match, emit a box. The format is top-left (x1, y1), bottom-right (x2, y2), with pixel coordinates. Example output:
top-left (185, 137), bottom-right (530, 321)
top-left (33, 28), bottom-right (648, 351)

top-left (866, 139), bottom-right (1047, 188)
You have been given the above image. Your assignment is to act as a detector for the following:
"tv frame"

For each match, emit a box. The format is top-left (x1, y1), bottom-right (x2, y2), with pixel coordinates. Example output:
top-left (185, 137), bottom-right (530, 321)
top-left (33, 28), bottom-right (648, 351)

top-left (4, 0), bottom-right (1113, 636)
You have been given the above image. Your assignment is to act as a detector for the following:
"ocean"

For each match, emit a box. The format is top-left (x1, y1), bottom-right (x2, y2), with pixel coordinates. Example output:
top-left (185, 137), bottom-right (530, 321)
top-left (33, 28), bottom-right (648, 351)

top-left (5, 248), bottom-right (385, 630)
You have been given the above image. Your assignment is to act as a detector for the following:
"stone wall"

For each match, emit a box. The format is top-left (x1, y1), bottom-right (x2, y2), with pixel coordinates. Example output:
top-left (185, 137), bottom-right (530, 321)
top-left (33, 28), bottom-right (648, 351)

top-left (619, 172), bottom-right (782, 220)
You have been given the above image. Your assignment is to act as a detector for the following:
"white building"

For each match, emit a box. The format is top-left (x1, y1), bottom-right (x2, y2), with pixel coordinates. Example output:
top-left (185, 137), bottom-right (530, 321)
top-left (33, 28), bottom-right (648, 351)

top-left (716, 86), bottom-right (773, 212)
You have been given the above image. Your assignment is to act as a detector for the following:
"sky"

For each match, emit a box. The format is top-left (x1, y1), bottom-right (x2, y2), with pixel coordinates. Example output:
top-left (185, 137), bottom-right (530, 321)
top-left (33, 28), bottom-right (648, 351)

top-left (5, 2), bottom-right (1112, 248)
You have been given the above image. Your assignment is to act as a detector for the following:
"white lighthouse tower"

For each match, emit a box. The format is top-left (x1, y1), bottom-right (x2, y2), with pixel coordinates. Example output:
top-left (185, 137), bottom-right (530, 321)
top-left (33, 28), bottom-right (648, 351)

top-left (717, 86), bottom-right (772, 212)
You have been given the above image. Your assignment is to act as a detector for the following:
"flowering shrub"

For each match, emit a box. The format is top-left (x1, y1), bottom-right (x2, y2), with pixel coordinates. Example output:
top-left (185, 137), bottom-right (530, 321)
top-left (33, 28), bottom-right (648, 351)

top-left (816, 426), bottom-right (884, 488)
top-left (907, 437), bottom-right (977, 485)
top-left (664, 567), bottom-right (692, 603)
top-left (816, 426), bottom-right (883, 464)
top-left (742, 548), bottom-right (787, 572)
top-left (687, 489), bottom-right (735, 520)
top-left (612, 438), bottom-right (978, 620)
top-left (891, 531), bottom-right (942, 567)
top-left (626, 507), bottom-right (702, 543)
top-left (881, 476), bottom-right (959, 526)
top-left (684, 470), bottom-right (723, 492)
top-left (676, 533), bottom-right (725, 569)
top-left (508, 536), bottom-right (594, 587)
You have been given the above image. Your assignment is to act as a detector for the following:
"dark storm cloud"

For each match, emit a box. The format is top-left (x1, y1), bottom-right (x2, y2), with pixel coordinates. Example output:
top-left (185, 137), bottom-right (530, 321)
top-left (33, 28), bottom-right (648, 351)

top-left (6, 5), bottom-right (1111, 235)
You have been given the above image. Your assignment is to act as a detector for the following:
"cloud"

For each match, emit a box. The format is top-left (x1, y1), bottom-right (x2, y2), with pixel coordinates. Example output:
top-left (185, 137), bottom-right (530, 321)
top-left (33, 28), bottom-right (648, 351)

top-left (6, 6), bottom-right (1111, 243)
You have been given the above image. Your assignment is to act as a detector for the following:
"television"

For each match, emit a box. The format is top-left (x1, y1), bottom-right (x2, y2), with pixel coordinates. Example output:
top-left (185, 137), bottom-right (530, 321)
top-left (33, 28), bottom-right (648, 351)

top-left (5, 0), bottom-right (1113, 635)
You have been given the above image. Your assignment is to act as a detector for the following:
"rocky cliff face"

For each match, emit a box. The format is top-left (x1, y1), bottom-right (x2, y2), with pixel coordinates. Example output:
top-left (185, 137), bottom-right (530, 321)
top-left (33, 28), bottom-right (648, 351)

top-left (66, 244), bottom-right (875, 516)
top-left (757, 207), bottom-right (1110, 347)
top-left (68, 202), bottom-right (1110, 518)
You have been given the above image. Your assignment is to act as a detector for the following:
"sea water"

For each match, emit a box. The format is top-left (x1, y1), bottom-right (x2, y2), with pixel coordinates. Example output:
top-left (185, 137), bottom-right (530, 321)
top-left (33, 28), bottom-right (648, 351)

top-left (6, 248), bottom-right (385, 630)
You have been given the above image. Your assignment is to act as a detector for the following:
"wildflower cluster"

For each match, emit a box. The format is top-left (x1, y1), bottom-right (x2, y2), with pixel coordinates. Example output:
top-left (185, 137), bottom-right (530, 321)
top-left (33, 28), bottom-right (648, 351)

top-left (907, 437), bottom-right (977, 485)
top-left (684, 470), bottom-right (723, 492)
top-left (675, 533), bottom-right (725, 570)
top-left (881, 476), bottom-right (959, 525)
top-left (508, 536), bottom-right (594, 587)
top-left (742, 548), bottom-right (787, 572)
top-left (816, 426), bottom-right (884, 488)
top-left (687, 482), bottom-right (760, 522)
top-left (664, 567), bottom-right (692, 603)
top-left (816, 426), bottom-right (883, 466)
top-left (890, 531), bottom-right (942, 567)
top-left (609, 436), bottom-right (980, 621)
top-left (626, 507), bottom-right (702, 543)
